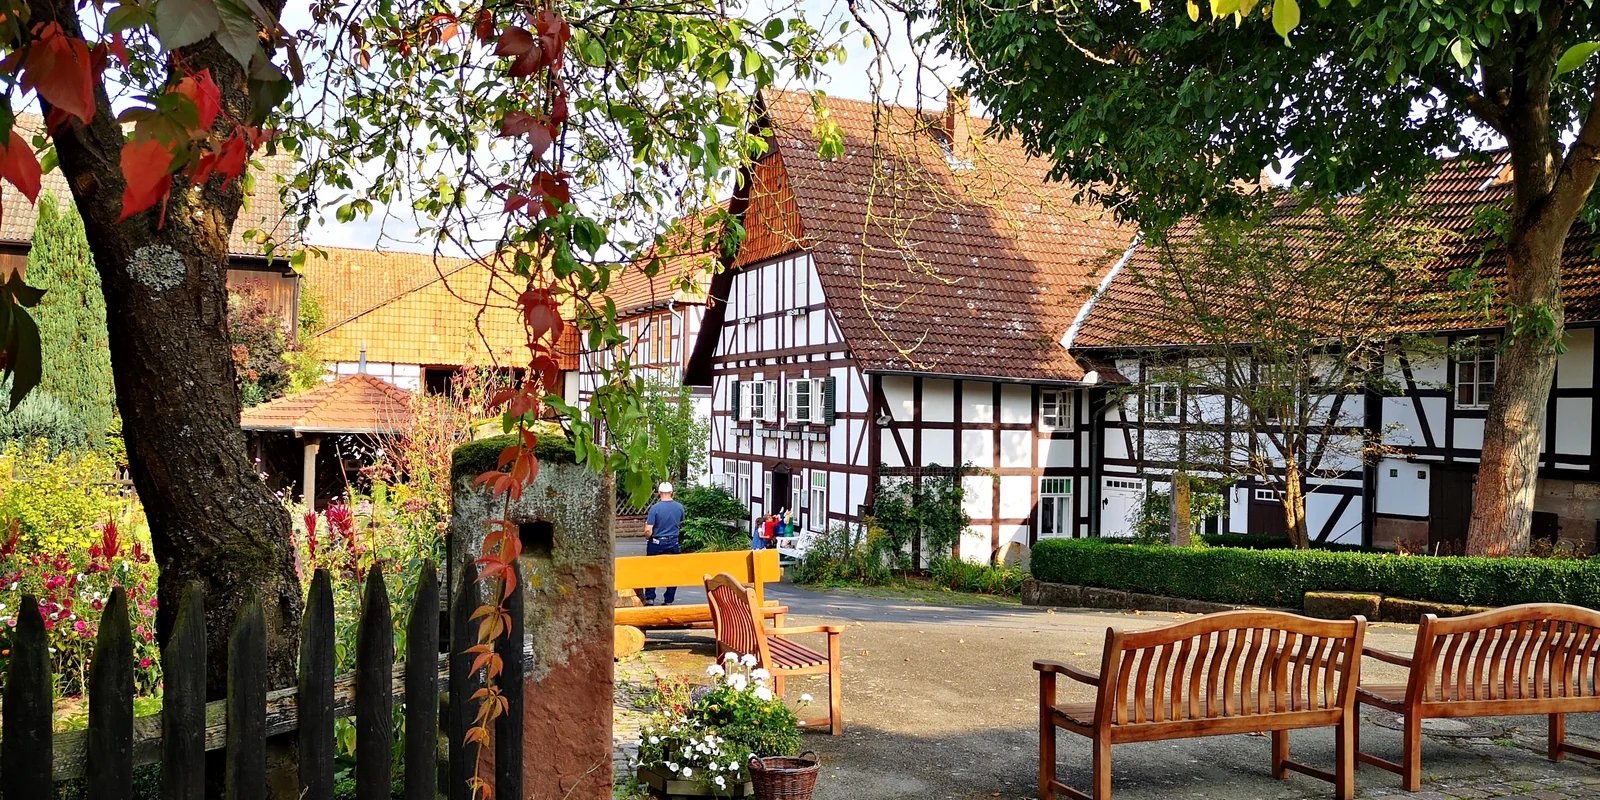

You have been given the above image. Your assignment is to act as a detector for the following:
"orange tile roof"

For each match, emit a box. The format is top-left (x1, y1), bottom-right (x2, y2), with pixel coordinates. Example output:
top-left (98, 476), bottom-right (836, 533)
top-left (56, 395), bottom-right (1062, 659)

top-left (1073, 152), bottom-right (1600, 348)
top-left (752, 89), bottom-right (1137, 382)
top-left (0, 114), bottom-right (293, 256)
top-left (609, 202), bottom-right (725, 315)
top-left (300, 247), bottom-right (531, 368)
top-left (240, 373), bottom-right (413, 434)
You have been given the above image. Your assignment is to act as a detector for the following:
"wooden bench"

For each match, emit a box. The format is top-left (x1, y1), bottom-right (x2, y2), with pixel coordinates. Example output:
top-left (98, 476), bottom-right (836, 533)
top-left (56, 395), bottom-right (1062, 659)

top-left (706, 572), bottom-right (844, 735)
top-left (1036, 609), bottom-right (1367, 800)
top-left (1357, 602), bottom-right (1600, 791)
top-left (615, 549), bottom-right (787, 631)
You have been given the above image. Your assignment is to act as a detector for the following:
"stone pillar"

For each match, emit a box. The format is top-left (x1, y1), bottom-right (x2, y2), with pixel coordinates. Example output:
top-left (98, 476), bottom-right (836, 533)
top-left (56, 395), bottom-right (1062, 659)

top-left (301, 434), bottom-right (322, 508)
top-left (450, 447), bottom-right (614, 800)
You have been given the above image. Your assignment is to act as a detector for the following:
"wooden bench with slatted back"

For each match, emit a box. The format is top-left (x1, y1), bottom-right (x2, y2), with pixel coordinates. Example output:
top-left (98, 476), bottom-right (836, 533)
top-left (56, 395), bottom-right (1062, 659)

top-left (1036, 609), bottom-right (1367, 800)
top-left (1357, 602), bottom-right (1600, 791)
top-left (704, 572), bottom-right (844, 735)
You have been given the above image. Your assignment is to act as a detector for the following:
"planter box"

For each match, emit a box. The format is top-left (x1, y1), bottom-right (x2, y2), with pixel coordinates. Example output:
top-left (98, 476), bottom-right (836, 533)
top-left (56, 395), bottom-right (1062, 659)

top-left (637, 766), bottom-right (754, 798)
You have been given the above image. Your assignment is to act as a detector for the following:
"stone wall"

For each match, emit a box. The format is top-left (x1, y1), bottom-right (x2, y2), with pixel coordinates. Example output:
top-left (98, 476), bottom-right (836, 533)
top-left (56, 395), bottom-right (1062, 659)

top-left (450, 461), bottom-right (614, 800)
top-left (1534, 478), bottom-right (1600, 553)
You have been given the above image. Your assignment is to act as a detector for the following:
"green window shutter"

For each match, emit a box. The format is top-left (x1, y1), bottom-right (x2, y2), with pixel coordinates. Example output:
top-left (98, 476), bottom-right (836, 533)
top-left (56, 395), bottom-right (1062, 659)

top-left (822, 376), bottom-right (836, 425)
top-left (731, 379), bottom-right (741, 421)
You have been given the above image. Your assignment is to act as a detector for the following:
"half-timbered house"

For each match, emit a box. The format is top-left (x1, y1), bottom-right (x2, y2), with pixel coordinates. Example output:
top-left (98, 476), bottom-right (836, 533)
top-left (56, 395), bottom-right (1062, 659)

top-left (1071, 154), bottom-right (1600, 554)
top-left (684, 89), bottom-right (1137, 560)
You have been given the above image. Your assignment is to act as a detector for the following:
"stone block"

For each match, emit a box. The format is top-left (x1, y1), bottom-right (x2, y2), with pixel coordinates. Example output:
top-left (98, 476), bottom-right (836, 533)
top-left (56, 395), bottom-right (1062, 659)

top-left (1021, 579), bottom-right (1081, 608)
top-left (1126, 592), bottom-right (1172, 612)
top-left (1576, 482), bottom-right (1600, 501)
top-left (998, 541), bottom-right (1031, 571)
top-left (1373, 518), bottom-right (1427, 552)
top-left (1379, 597), bottom-right (1468, 624)
top-left (1303, 591), bottom-right (1382, 621)
top-left (1080, 587), bottom-right (1131, 610)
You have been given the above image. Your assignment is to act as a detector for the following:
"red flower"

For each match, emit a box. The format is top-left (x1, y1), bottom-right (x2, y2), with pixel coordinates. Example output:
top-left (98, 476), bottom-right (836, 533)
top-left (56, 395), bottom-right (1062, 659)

top-left (139, 657), bottom-right (152, 669)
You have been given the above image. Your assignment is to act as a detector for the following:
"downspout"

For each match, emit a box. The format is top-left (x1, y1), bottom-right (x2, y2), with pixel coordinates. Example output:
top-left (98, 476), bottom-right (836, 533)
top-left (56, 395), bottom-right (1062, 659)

top-left (1088, 389), bottom-right (1106, 538)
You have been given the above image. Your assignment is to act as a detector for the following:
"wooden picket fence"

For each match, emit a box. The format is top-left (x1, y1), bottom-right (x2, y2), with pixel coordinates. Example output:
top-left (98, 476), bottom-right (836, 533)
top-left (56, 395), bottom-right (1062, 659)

top-left (0, 560), bottom-right (529, 800)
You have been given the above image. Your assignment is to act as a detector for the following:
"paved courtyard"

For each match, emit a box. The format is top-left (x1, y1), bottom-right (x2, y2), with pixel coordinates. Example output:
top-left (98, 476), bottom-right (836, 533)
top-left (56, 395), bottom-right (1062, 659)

top-left (612, 564), bottom-right (1600, 799)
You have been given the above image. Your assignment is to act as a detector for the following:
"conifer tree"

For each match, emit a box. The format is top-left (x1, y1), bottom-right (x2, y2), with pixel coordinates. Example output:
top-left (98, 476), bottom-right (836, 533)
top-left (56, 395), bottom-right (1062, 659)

top-left (27, 192), bottom-right (113, 447)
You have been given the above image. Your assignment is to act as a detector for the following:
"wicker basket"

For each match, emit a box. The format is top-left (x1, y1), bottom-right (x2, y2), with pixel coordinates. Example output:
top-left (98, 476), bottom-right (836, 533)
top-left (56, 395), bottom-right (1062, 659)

top-left (747, 751), bottom-right (821, 800)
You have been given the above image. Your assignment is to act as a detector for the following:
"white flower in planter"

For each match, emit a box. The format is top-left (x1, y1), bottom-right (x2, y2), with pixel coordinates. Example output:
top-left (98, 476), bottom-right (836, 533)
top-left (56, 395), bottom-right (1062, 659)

top-left (666, 762), bottom-right (679, 772)
top-left (751, 668), bottom-right (771, 681)
top-left (714, 776), bottom-right (727, 789)
top-left (681, 767), bottom-right (693, 778)
top-left (800, 693), bottom-right (814, 703)
top-left (753, 685), bottom-right (774, 702)
top-left (707, 664), bottom-right (725, 677)
top-left (741, 653), bottom-right (758, 667)
top-left (723, 651), bottom-right (739, 664)
top-left (726, 673), bottom-right (748, 691)
top-left (649, 736), bottom-right (661, 744)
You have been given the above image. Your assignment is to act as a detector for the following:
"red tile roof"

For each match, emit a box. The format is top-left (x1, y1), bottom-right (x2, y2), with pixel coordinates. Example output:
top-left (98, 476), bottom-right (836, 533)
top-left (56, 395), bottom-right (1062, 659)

top-left (753, 89), bottom-right (1137, 382)
top-left (0, 115), bottom-right (293, 257)
top-left (1073, 152), bottom-right (1600, 348)
top-left (239, 372), bottom-right (413, 434)
top-left (610, 202), bottom-right (724, 315)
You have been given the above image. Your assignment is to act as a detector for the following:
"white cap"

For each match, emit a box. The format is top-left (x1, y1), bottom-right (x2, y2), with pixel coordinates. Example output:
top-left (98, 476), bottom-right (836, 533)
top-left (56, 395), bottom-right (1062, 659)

top-left (658, 481), bottom-right (675, 494)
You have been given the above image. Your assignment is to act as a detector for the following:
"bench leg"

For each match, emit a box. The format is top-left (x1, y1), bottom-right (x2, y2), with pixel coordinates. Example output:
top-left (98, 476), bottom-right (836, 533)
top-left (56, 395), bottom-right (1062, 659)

top-left (1335, 719), bottom-right (1355, 800)
top-left (1401, 714), bottom-right (1422, 792)
top-left (1039, 672), bottom-right (1057, 800)
top-left (1271, 730), bottom-right (1289, 780)
top-left (828, 632), bottom-right (843, 736)
top-left (1092, 738), bottom-right (1112, 800)
top-left (1550, 713), bottom-right (1567, 762)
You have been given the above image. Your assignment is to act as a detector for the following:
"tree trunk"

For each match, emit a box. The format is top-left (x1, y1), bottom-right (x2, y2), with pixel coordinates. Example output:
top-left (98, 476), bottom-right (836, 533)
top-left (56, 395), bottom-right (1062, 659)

top-left (1466, 229), bottom-right (1565, 556)
top-left (1169, 472), bottom-right (1192, 546)
top-left (1281, 463), bottom-right (1310, 550)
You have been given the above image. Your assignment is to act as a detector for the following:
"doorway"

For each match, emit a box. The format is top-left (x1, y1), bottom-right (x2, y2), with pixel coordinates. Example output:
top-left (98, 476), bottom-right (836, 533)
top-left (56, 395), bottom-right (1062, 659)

top-left (770, 463), bottom-right (794, 516)
top-left (1428, 467), bottom-right (1475, 554)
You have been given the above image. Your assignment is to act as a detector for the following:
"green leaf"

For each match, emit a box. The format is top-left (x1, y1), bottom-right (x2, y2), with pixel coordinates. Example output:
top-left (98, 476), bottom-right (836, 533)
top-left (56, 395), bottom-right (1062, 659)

top-left (1449, 38), bottom-right (1471, 68)
top-left (1211, 0), bottom-right (1240, 19)
top-left (213, 0), bottom-right (262, 68)
top-left (1557, 42), bottom-right (1600, 76)
top-left (1272, 0), bottom-right (1300, 41)
top-left (6, 305), bottom-right (41, 412)
top-left (155, 0), bottom-right (221, 51)
top-left (106, 4), bottom-right (151, 33)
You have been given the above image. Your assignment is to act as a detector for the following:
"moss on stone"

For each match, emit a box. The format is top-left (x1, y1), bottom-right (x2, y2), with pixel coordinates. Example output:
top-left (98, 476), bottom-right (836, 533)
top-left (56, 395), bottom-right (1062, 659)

top-left (452, 428), bottom-right (577, 482)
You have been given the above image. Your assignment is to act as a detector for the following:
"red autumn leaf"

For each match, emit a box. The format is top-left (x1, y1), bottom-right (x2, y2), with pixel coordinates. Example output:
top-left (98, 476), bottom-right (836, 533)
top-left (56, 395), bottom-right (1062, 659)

top-left (550, 88), bottom-right (570, 126)
top-left (175, 69), bottom-right (222, 131)
top-left (42, 107), bottom-right (71, 134)
top-left (520, 289), bottom-right (563, 342)
top-left (503, 194), bottom-right (530, 215)
top-left (23, 23), bottom-right (96, 125)
top-left (117, 138), bottom-right (176, 222)
top-left (0, 131), bottom-right (42, 204)
top-left (498, 110), bottom-right (537, 137)
top-left (495, 26), bottom-right (535, 57)
top-left (473, 11), bottom-right (495, 43)
top-left (528, 124), bottom-right (553, 161)
top-left (108, 31), bottom-right (127, 66)
top-left (89, 43), bottom-right (109, 80)
top-left (508, 49), bottom-right (541, 79)
top-left (531, 353), bottom-right (561, 391)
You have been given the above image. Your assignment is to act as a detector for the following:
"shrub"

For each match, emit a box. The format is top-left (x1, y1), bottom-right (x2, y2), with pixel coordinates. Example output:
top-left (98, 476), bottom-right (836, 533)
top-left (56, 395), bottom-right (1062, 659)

top-left (678, 485), bottom-right (749, 553)
top-left (1031, 539), bottom-right (1600, 609)
top-left (1200, 533), bottom-right (1384, 554)
top-left (634, 656), bottom-right (804, 794)
top-left (792, 521), bottom-right (890, 586)
top-left (228, 281), bottom-right (295, 407)
top-left (29, 192), bottom-right (114, 449)
top-left (450, 425), bottom-right (575, 483)
top-left (872, 471), bottom-right (969, 569)
top-left (0, 387), bottom-right (91, 456)
top-left (928, 556), bottom-right (1024, 595)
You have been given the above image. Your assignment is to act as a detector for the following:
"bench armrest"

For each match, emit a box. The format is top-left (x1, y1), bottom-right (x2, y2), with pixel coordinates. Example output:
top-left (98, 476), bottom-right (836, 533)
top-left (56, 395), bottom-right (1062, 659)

top-left (1362, 646), bottom-right (1413, 667)
top-left (1034, 659), bottom-right (1100, 686)
top-left (772, 625), bottom-right (844, 636)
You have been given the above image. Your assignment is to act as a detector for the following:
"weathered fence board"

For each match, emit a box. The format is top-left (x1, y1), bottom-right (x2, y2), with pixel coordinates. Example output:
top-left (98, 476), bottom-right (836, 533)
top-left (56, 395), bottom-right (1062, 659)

top-left (86, 587), bottom-right (132, 800)
top-left (356, 565), bottom-right (393, 800)
top-left (3, 595), bottom-right (53, 800)
top-left (497, 561), bottom-right (525, 800)
top-left (162, 583), bottom-right (206, 800)
top-left (405, 562), bottom-right (440, 800)
top-left (298, 570), bottom-right (336, 800)
top-left (448, 564), bottom-right (479, 800)
top-left (2, 558), bottom-right (536, 793)
top-left (226, 599), bottom-right (268, 800)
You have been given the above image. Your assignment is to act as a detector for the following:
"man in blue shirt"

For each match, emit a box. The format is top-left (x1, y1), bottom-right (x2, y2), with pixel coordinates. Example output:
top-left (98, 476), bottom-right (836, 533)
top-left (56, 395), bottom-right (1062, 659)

top-left (643, 482), bottom-right (687, 605)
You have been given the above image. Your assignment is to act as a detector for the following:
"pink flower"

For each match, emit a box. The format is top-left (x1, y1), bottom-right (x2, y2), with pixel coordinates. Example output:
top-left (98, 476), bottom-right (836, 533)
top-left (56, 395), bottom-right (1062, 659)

top-left (73, 620), bottom-right (86, 634)
top-left (139, 657), bottom-right (152, 669)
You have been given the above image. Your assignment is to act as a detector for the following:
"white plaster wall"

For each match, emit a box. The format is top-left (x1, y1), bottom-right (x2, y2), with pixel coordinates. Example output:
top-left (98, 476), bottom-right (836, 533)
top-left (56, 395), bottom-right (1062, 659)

top-left (1376, 458), bottom-right (1429, 517)
top-left (923, 380), bottom-right (955, 422)
top-left (961, 381), bottom-right (994, 423)
top-left (962, 475), bottom-right (990, 520)
top-left (882, 376), bottom-right (915, 422)
top-left (1000, 384), bottom-right (1032, 424)
top-left (922, 429), bottom-right (955, 467)
top-left (1038, 438), bottom-right (1074, 468)
top-left (999, 430), bottom-right (1031, 469)
top-left (962, 430), bottom-right (993, 469)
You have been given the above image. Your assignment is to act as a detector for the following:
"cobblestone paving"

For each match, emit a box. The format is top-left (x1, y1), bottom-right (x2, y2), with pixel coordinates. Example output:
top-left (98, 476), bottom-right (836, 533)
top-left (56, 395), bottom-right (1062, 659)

top-left (1364, 774), bottom-right (1600, 798)
top-left (613, 651), bottom-right (665, 795)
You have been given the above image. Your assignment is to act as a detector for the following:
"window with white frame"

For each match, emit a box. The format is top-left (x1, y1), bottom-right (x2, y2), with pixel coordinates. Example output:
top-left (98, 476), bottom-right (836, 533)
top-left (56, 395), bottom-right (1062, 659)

top-left (742, 272), bottom-right (759, 319)
top-left (809, 471), bottom-right (827, 531)
top-left (735, 462), bottom-right (753, 508)
top-left (1456, 337), bottom-right (1498, 409)
top-left (1039, 478), bottom-right (1073, 539)
top-left (1146, 384), bottom-right (1180, 419)
top-left (1041, 390), bottom-right (1072, 429)
top-left (789, 378), bottom-right (814, 424)
top-left (745, 381), bottom-right (769, 422)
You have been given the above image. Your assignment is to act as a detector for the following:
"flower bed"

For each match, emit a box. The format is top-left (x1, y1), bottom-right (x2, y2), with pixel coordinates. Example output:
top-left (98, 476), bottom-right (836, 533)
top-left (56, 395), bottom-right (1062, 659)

top-left (1031, 538), bottom-right (1600, 610)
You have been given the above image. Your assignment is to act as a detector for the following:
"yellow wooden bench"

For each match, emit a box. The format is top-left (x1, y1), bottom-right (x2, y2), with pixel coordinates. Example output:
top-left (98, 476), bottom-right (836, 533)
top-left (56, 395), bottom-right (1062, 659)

top-left (615, 549), bottom-right (787, 631)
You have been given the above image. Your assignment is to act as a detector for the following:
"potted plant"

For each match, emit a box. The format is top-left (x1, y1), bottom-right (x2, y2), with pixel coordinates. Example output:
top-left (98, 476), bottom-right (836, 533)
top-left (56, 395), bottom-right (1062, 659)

top-left (634, 653), bottom-right (810, 798)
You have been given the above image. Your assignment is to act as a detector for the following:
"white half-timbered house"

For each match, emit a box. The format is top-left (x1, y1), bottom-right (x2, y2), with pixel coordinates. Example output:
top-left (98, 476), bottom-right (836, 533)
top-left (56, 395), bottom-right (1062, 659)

top-left (1070, 154), bottom-right (1600, 554)
top-left (684, 90), bottom-right (1137, 561)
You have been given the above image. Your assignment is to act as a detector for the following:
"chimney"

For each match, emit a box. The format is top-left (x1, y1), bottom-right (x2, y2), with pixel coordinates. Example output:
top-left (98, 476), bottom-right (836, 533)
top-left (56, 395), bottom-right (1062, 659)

top-left (358, 345), bottom-right (367, 374)
top-left (943, 88), bottom-right (971, 165)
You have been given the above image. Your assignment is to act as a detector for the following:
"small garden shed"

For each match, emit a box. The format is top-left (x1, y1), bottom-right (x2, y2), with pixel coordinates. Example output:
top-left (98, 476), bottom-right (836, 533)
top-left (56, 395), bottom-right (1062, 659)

top-left (240, 372), bottom-right (413, 508)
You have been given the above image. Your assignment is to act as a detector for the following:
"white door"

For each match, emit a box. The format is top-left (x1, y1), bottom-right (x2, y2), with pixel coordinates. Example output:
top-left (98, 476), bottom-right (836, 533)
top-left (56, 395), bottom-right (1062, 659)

top-left (1100, 477), bottom-right (1145, 537)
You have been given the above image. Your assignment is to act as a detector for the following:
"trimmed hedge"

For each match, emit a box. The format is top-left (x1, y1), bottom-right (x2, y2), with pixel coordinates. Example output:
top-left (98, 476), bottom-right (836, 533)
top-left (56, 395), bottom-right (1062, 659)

top-left (1199, 533), bottom-right (1382, 554)
top-left (1031, 539), bottom-right (1600, 610)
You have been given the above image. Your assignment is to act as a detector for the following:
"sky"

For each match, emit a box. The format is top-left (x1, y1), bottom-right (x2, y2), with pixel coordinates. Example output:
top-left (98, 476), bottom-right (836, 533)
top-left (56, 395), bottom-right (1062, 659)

top-left (286, 0), bottom-right (958, 253)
